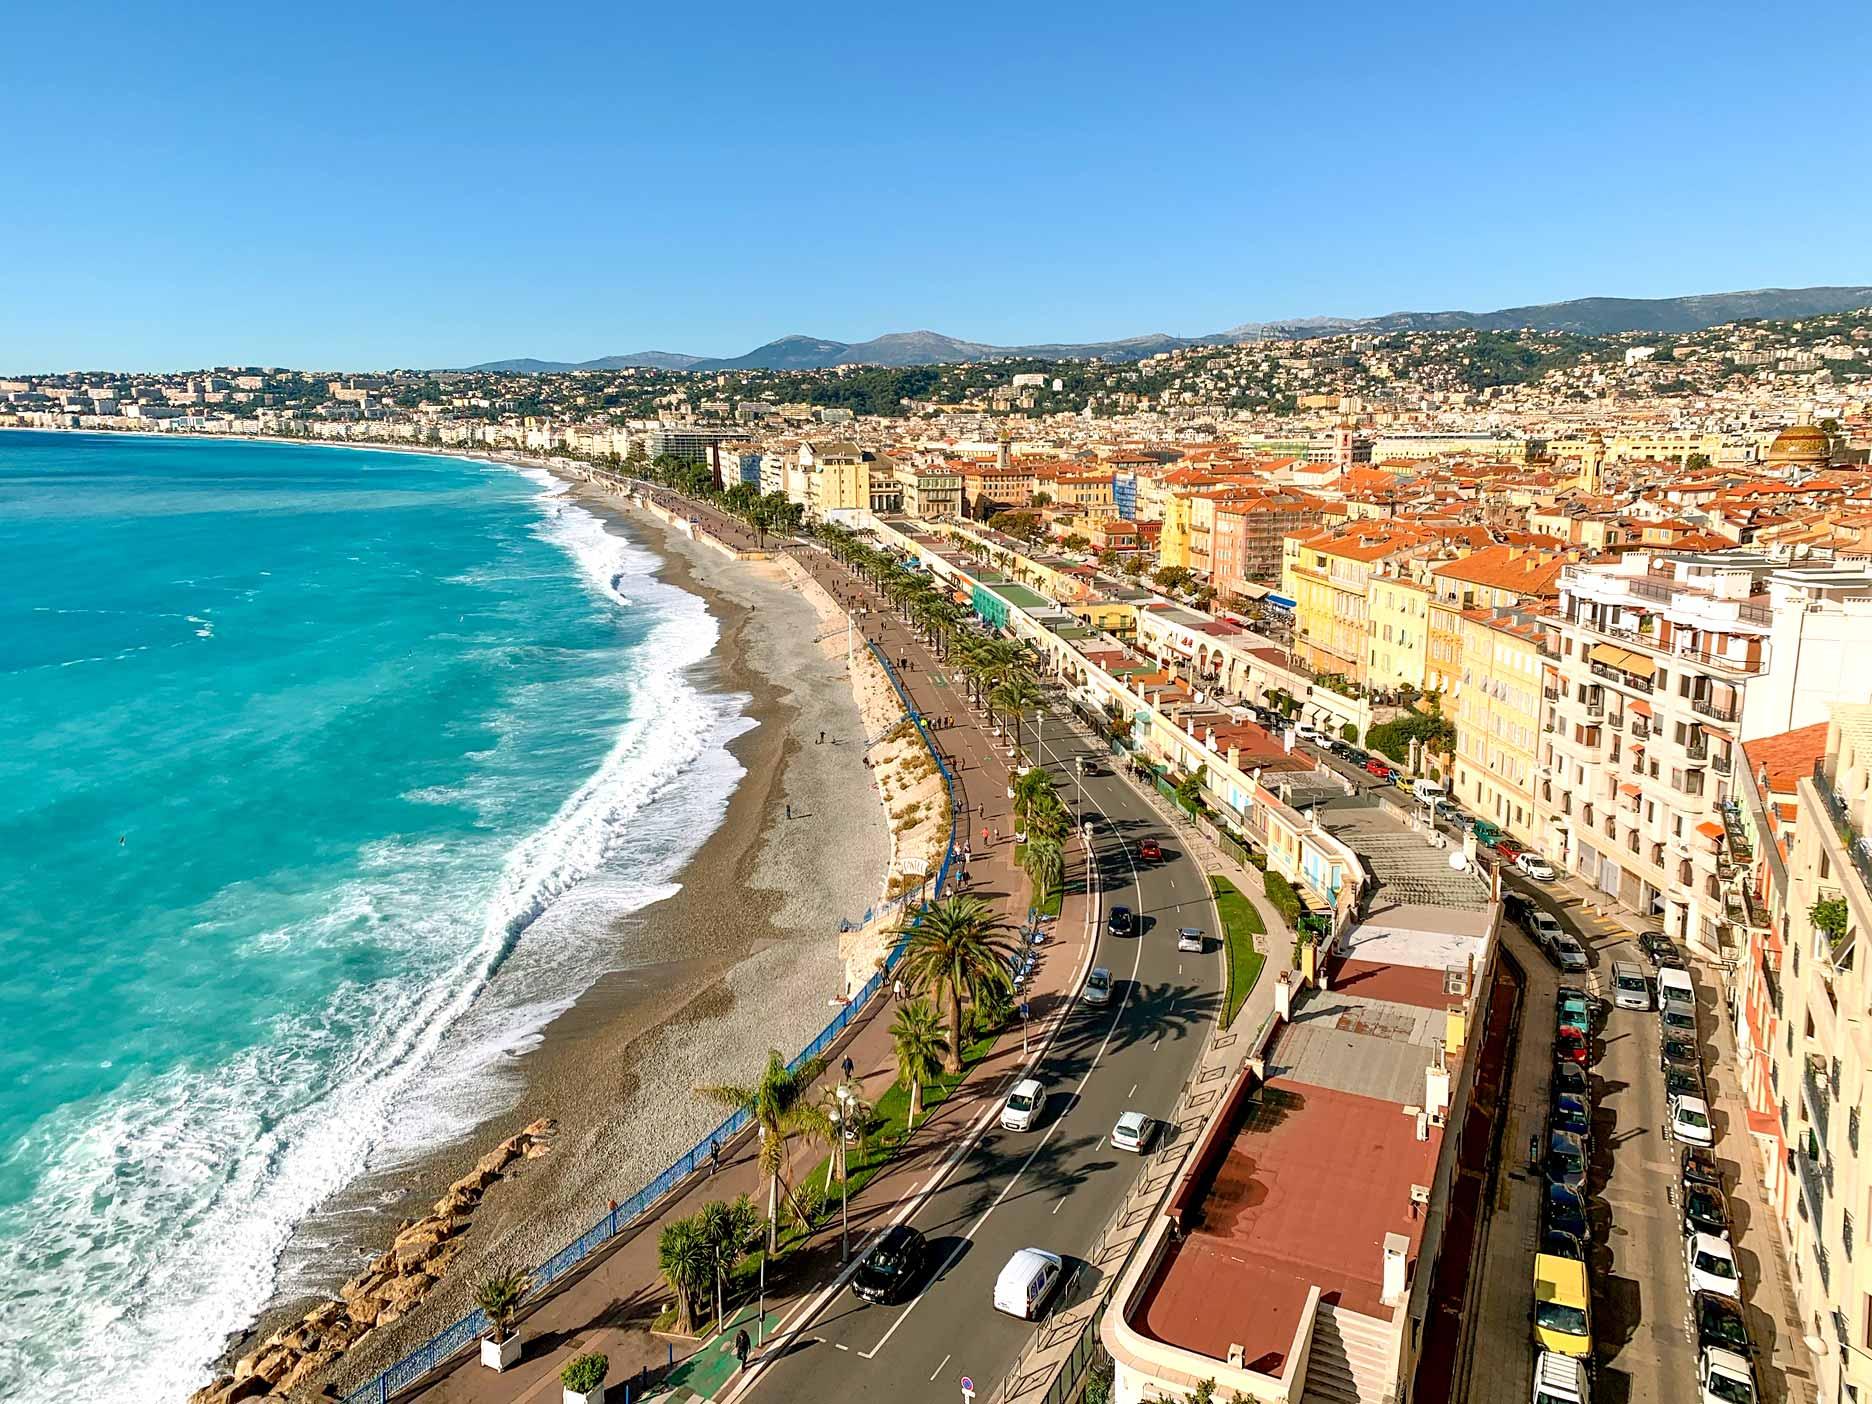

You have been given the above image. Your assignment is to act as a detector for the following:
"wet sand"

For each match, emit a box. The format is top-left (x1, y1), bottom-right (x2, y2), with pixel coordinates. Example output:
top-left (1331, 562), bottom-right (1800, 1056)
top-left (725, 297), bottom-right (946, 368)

top-left (232, 476), bottom-right (892, 1394)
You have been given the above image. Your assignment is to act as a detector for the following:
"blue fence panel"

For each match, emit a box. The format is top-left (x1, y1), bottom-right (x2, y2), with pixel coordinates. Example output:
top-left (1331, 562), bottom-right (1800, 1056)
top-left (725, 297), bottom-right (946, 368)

top-left (344, 643), bottom-right (957, 1404)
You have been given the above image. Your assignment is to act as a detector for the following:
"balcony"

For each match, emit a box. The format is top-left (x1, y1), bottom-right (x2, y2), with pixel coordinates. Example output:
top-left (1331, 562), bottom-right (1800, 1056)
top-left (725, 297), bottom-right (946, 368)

top-left (1802, 1056), bottom-right (1833, 1145)
top-left (1811, 758), bottom-right (1872, 904)
top-left (1796, 1149), bottom-right (1827, 1229)
top-left (1712, 753), bottom-right (1731, 775)
top-left (1678, 644), bottom-right (1767, 677)
top-left (1693, 695), bottom-right (1740, 723)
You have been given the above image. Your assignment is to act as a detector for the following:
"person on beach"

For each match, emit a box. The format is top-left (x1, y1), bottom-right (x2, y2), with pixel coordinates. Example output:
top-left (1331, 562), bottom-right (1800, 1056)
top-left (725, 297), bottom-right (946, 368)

top-left (785, 802), bottom-right (792, 820)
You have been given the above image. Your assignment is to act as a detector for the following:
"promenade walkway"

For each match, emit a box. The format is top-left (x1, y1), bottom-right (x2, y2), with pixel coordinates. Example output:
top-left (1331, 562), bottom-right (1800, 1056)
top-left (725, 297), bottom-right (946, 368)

top-left (387, 512), bottom-right (1098, 1404)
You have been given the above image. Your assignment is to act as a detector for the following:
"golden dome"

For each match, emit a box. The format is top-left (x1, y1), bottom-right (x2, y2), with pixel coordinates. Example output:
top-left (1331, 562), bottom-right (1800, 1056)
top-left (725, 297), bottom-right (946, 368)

top-left (1766, 424), bottom-right (1830, 465)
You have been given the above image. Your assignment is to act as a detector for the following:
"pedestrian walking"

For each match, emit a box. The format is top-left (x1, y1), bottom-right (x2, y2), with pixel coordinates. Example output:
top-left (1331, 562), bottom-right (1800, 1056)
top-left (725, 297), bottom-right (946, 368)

top-left (709, 1140), bottom-right (722, 1175)
top-left (841, 1055), bottom-right (855, 1082)
top-left (734, 1328), bottom-right (751, 1372)
top-left (785, 802), bottom-right (792, 820)
top-left (892, 976), bottom-right (904, 1002)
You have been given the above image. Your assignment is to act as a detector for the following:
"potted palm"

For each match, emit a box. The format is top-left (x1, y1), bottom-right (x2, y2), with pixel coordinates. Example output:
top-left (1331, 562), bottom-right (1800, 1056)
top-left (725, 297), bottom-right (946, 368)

top-left (476, 1265), bottom-right (530, 1371)
top-left (561, 1351), bottom-right (608, 1404)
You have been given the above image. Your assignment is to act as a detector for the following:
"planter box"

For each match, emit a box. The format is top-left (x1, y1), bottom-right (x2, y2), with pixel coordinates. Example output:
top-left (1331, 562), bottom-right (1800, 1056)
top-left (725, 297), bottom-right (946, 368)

top-left (564, 1388), bottom-right (605, 1404)
top-left (482, 1334), bottom-right (521, 1371)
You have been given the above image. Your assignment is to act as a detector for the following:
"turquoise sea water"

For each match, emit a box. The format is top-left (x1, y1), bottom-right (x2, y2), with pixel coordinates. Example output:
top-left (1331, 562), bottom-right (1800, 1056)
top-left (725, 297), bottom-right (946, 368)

top-left (0, 433), bottom-right (749, 1396)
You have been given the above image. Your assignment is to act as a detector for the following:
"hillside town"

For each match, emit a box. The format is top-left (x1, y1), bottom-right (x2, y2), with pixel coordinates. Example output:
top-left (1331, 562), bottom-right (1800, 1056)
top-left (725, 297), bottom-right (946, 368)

top-left (12, 307), bottom-right (1872, 1404)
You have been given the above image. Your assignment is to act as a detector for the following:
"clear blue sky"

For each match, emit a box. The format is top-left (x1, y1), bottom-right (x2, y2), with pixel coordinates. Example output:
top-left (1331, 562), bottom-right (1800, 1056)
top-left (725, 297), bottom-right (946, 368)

top-left (5, 0), bottom-right (1869, 372)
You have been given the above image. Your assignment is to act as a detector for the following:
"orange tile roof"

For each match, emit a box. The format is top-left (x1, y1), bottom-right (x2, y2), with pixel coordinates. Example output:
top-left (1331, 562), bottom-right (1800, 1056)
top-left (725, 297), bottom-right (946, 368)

top-left (1741, 722), bottom-right (1830, 794)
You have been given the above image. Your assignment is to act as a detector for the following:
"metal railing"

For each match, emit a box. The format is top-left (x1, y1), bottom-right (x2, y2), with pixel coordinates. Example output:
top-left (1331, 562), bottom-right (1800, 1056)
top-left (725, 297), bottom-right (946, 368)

top-left (341, 643), bottom-right (959, 1404)
top-left (1811, 758), bottom-right (1872, 902)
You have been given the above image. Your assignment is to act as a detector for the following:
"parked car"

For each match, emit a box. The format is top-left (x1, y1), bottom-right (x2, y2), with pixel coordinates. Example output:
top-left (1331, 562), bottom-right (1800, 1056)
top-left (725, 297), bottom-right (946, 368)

top-left (851, 1224), bottom-right (928, 1304)
top-left (1082, 966), bottom-right (1113, 1006)
top-left (1682, 1145), bottom-right (1723, 1191)
top-left (1434, 799), bottom-right (1466, 826)
top-left (1685, 1231), bottom-right (1741, 1300)
top-left (1107, 905), bottom-right (1135, 938)
top-left (1138, 838), bottom-right (1161, 861)
top-left (1176, 927), bottom-right (1204, 953)
top-left (1365, 757), bottom-right (1397, 780)
top-left (1612, 961), bottom-right (1652, 1011)
top-left (1552, 1060), bottom-right (1589, 1098)
top-left (1505, 892), bottom-right (1535, 926)
top-left (1550, 1093), bottom-right (1592, 1141)
top-left (1110, 1111), bottom-right (1156, 1153)
top-left (1552, 935), bottom-right (1590, 973)
top-left (1555, 1028), bottom-right (1591, 1065)
top-left (1472, 819), bottom-right (1504, 848)
top-left (1000, 1078), bottom-right (1045, 1132)
top-left (1639, 931), bottom-right (1683, 967)
top-left (1698, 1345), bottom-right (1756, 1404)
top-left (1532, 1348), bottom-right (1592, 1404)
top-left (1494, 837), bottom-right (1530, 864)
top-left (1671, 1094), bottom-right (1716, 1147)
top-left (1661, 1004), bottom-right (1699, 1038)
top-left (1666, 1062), bottom-right (1705, 1099)
top-left (993, 1247), bottom-right (1064, 1320)
top-left (1556, 986), bottom-right (1594, 1035)
top-left (1517, 852), bottom-right (1558, 881)
top-left (1529, 911), bottom-right (1565, 950)
top-left (1541, 1226), bottom-right (1588, 1263)
top-left (1543, 1129), bottom-right (1589, 1193)
top-left (1294, 724), bottom-right (1324, 745)
top-left (1533, 1254), bottom-right (1593, 1360)
top-left (1683, 1182), bottom-right (1729, 1240)
top-left (1693, 1289), bottom-right (1752, 1360)
top-left (1543, 1182), bottom-right (1590, 1240)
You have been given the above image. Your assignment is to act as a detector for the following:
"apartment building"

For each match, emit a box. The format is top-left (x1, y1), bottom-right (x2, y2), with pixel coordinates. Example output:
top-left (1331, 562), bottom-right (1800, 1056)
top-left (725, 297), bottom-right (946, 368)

top-left (891, 459), bottom-right (962, 520)
top-left (1423, 545), bottom-right (1571, 696)
top-left (1283, 523), bottom-right (1437, 684)
top-left (1211, 492), bottom-right (1337, 602)
top-left (1453, 607), bottom-right (1546, 841)
top-left (792, 439), bottom-right (871, 517)
top-left (1535, 552), bottom-right (1872, 956)
top-left (1365, 573), bottom-right (1430, 694)
top-left (1753, 705), bottom-right (1872, 1401)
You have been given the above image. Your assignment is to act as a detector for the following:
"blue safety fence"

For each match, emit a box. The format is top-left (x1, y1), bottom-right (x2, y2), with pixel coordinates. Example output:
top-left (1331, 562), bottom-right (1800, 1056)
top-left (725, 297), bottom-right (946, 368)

top-left (341, 639), bottom-right (957, 1404)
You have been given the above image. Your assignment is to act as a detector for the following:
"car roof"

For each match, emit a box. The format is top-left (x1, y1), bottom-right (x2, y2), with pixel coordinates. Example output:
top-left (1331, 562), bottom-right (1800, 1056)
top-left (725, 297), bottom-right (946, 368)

top-left (1000, 1247), bottom-right (1060, 1281)
top-left (1177, 927), bottom-right (1202, 935)
top-left (1676, 1094), bottom-right (1710, 1115)
top-left (1549, 1128), bottom-right (1584, 1149)
top-left (1691, 1231), bottom-right (1732, 1256)
top-left (1116, 1110), bottom-right (1149, 1129)
top-left (1013, 1077), bottom-right (1043, 1096)
top-left (1089, 966), bottom-right (1110, 978)
top-left (879, 1223), bottom-right (921, 1249)
top-left (1702, 1345), bottom-right (1751, 1375)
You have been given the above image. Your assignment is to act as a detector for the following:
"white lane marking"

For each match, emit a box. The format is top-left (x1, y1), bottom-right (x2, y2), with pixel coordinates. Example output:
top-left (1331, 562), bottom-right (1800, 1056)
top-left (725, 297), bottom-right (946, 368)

top-left (834, 1343), bottom-right (850, 1352)
top-left (1129, 1083), bottom-right (1138, 1097)
top-left (930, 1353), bottom-right (952, 1381)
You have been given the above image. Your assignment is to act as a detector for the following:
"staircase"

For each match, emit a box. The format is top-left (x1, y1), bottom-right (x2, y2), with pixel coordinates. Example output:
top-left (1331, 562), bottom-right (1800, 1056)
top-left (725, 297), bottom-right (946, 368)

top-left (1298, 1303), bottom-right (1398, 1404)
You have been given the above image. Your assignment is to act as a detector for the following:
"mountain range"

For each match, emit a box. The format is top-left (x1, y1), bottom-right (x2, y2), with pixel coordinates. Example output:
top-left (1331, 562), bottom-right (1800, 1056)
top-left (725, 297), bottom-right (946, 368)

top-left (461, 284), bottom-right (1872, 374)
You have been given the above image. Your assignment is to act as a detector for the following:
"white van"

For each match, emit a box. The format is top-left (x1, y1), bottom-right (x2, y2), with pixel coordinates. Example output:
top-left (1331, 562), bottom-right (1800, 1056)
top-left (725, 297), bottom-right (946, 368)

top-left (993, 1247), bottom-right (1063, 1319)
top-left (1412, 779), bottom-right (1447, 805)
top-left (1000, 1078), bottom-right (1044, 1132)
top-left (1611, 961), bottom-right (1651, 1012)
top-left (1658, 965), bottom-right (1696, 1012)
top-left (1531, 1348), bottom-right (1591, 1404)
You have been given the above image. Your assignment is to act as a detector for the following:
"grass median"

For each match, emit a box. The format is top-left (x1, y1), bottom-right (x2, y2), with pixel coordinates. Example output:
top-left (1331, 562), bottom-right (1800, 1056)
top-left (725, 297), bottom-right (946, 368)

top-left (1209, 874), bottom-right (1266, 1029)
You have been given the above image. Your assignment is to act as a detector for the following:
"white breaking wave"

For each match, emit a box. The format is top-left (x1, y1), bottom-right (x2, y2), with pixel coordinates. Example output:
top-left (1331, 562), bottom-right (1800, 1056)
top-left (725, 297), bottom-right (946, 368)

top-left (0, 466), bottom-right (753, 1399)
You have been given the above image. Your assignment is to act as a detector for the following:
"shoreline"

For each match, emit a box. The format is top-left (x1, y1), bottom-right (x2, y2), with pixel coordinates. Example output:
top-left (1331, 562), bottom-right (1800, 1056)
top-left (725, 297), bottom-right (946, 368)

top-left (0, 429), bottom-right (898, 1399)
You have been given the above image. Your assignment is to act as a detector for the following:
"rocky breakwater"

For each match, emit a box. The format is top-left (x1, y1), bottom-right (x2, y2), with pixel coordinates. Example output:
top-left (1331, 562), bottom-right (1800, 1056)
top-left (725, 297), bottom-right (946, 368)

top-left (188, 1119), bottom-right (557, 1403)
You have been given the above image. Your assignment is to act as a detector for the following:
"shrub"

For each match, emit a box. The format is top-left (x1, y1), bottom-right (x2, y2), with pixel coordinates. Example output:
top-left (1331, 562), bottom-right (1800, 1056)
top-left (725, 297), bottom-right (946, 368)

top-left (474, 1266), bottom-right (530, 1340)
top-left (561, 1352), bottom-right (608, 1394)
top-left (1340, 723), bottom-right (1358, 743)
top-left (786, 1182), bottom-right (828, 1234)
top-left (1262, 870), bottom-right (1302, 928)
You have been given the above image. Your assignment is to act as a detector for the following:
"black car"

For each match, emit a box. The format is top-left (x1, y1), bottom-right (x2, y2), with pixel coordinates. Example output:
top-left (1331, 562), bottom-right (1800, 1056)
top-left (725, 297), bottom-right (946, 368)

top-left (850, 1224), bottom-right (927, 1304)
top-left (1544, 1182), bottom-right (1589, 1239)
top-left (1550, 1092), bottom-right (1592, 1141)
top-left (1552, 1060), bottom-right (1588, 1098)
top-left (1541, 1227), bottom-right (1587, 1263)
top-left (1640, 931), bottom-right (1682, 968)
top-left (1107, 905), bottom-right (1135, 938)
top-left (1665, 1065), bottom-right (1704, 1101)
top-left (1660, 1035), bottom-right (1700, 1072)
top-left (1504, 892), bottom-right (1534, 927)
top-left (1694, 1289), bottom-right (1752, 1359)
top-left (1682, 1145), bottom-right (1723, 1191)
top-left (1660, 1004), bottom-right (1698, 1038)
top-left (1683, 1182), bottom-right (1728, 1239)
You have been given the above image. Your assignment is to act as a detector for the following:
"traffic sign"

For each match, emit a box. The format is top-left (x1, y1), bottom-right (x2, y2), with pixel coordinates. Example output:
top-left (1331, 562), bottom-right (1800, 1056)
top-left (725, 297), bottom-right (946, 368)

top-left (961, 1377), bottom-right (975, 1404)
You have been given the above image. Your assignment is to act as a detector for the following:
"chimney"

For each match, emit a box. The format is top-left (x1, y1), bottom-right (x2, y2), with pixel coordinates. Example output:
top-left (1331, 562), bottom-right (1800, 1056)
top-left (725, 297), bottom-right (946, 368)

top-left (1425, 1057), bottom-right (1451, 1122)
top-left (1382, 1232), bottom-right (1410, 1306)
top-left (1228, 744), bottom-right (1241, 772)
top-left (1274, 971), bottom-right (1293, 1021)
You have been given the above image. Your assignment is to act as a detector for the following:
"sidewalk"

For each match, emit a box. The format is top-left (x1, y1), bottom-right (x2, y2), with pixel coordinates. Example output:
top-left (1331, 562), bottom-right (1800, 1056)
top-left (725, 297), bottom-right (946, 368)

top-left (386, 530), bottom-right (1099, 1404)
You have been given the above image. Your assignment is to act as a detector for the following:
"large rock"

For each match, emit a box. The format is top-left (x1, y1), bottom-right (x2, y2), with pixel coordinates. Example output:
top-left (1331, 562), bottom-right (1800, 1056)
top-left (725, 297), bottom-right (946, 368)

top-left (372, 1270), bottom-right (435, 1329)
top-left (341, 1266), bottom-right (397, 1305)
top-left (232, 1341), bottom-right (295, 1386)
top-left (275, 1345), bottom-right (341, 1396)
top-left (392, 1216), bottom-right (454, 1271)
top-left (189, 1376), bottom-right (269, 1404)
top-left (473, 1143), bottom-right (521, 1178)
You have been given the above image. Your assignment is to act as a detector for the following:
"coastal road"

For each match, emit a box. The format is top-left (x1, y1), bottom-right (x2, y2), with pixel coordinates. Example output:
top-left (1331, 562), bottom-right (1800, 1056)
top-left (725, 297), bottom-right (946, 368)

top-left (732, 558), bottom-right (1225, 1404)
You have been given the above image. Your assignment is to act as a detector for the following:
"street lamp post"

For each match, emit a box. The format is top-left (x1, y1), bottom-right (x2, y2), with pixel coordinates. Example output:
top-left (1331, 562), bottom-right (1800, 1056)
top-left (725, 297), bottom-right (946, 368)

top-left (835, 1084), bottom-right (852, 1264)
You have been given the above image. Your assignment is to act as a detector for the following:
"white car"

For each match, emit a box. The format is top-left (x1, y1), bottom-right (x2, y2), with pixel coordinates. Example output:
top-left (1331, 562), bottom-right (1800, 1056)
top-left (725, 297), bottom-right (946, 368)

top-left (1529, 911), bottom-right (1565, 949)
top-left (1000, 1078), bottom-right (1044, 1132)
top-left (1111, 1111), bottom-right (1156, 1153)
top-left (1294, 724), bottom-right (1323, 745)
top-left (1671, 1093), bottom-right (1716, 1147)
top-left (993, 1247), bottom-right (1064, 1319)
top-left (1532, 1348), bottom-right (1591, 1404)
top-left (1698, 1345), bottom-right (1755, 1404)
top-left (1686, 1231), bottom-right (1741, 1300)
top-left (1517, 852), bottom-right (1557, 881)
top-left (1082, 966), bottom-right (1113, 1006)
top-left (1176, 927), bottom-right (1204, 953)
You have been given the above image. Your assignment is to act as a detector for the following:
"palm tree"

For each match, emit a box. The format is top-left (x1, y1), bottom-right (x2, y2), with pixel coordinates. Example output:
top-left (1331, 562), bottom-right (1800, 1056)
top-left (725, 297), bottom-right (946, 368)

top-left (657, 1216), bottom-right (712, 1334)
top-left (992, 671), bottom-right (1042, 756)
top-left (895, 895), bottom-right (1016, 1073)
top-left (474, 1265), bottom-right (531, 1345)
top-left (698, 1049), bottom-right (831, 1251)
top-left (889, 999), bottom-right (949, 1128)
top-left (695, 1196), bottom-right (760, 1333)
top-left (1020, 833), bottom-right (1065, 910)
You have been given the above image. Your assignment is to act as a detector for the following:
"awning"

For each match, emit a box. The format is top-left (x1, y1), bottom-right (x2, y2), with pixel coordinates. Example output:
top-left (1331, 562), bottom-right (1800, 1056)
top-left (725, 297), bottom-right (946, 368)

top-left (1696, 820), bottom-right (1725, 841)
top-left (1745, 1107), bottom-right (1781, 1139)
top-left (1619, 651), bottom-right (1657, 679)
top-left (1620, 784), bottom-right (1641, 798)
top-left (1587, 642), bottom-right (1628, 667)
top-left (1629, 699), bottom-right (1652, 717)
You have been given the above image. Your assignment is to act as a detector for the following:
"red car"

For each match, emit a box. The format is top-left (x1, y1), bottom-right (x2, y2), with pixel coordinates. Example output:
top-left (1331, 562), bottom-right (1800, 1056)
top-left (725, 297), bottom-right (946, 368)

top-left (1555, 1028), bottom-right (1590, 1065)
top-left (1364, 757), bottom-right (1395, 780)
top-left (1493, 837), bottom-right (1529, 863)
top-left (1138, 838), bottom-right (1162, 861)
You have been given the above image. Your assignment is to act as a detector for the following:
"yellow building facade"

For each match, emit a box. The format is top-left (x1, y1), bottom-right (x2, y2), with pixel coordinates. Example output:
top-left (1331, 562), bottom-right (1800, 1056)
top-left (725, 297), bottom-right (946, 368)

top-left (1364, 574), bottom-right (1430, 694)
top-left (1451, 610), bottom-right (1544, 841)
